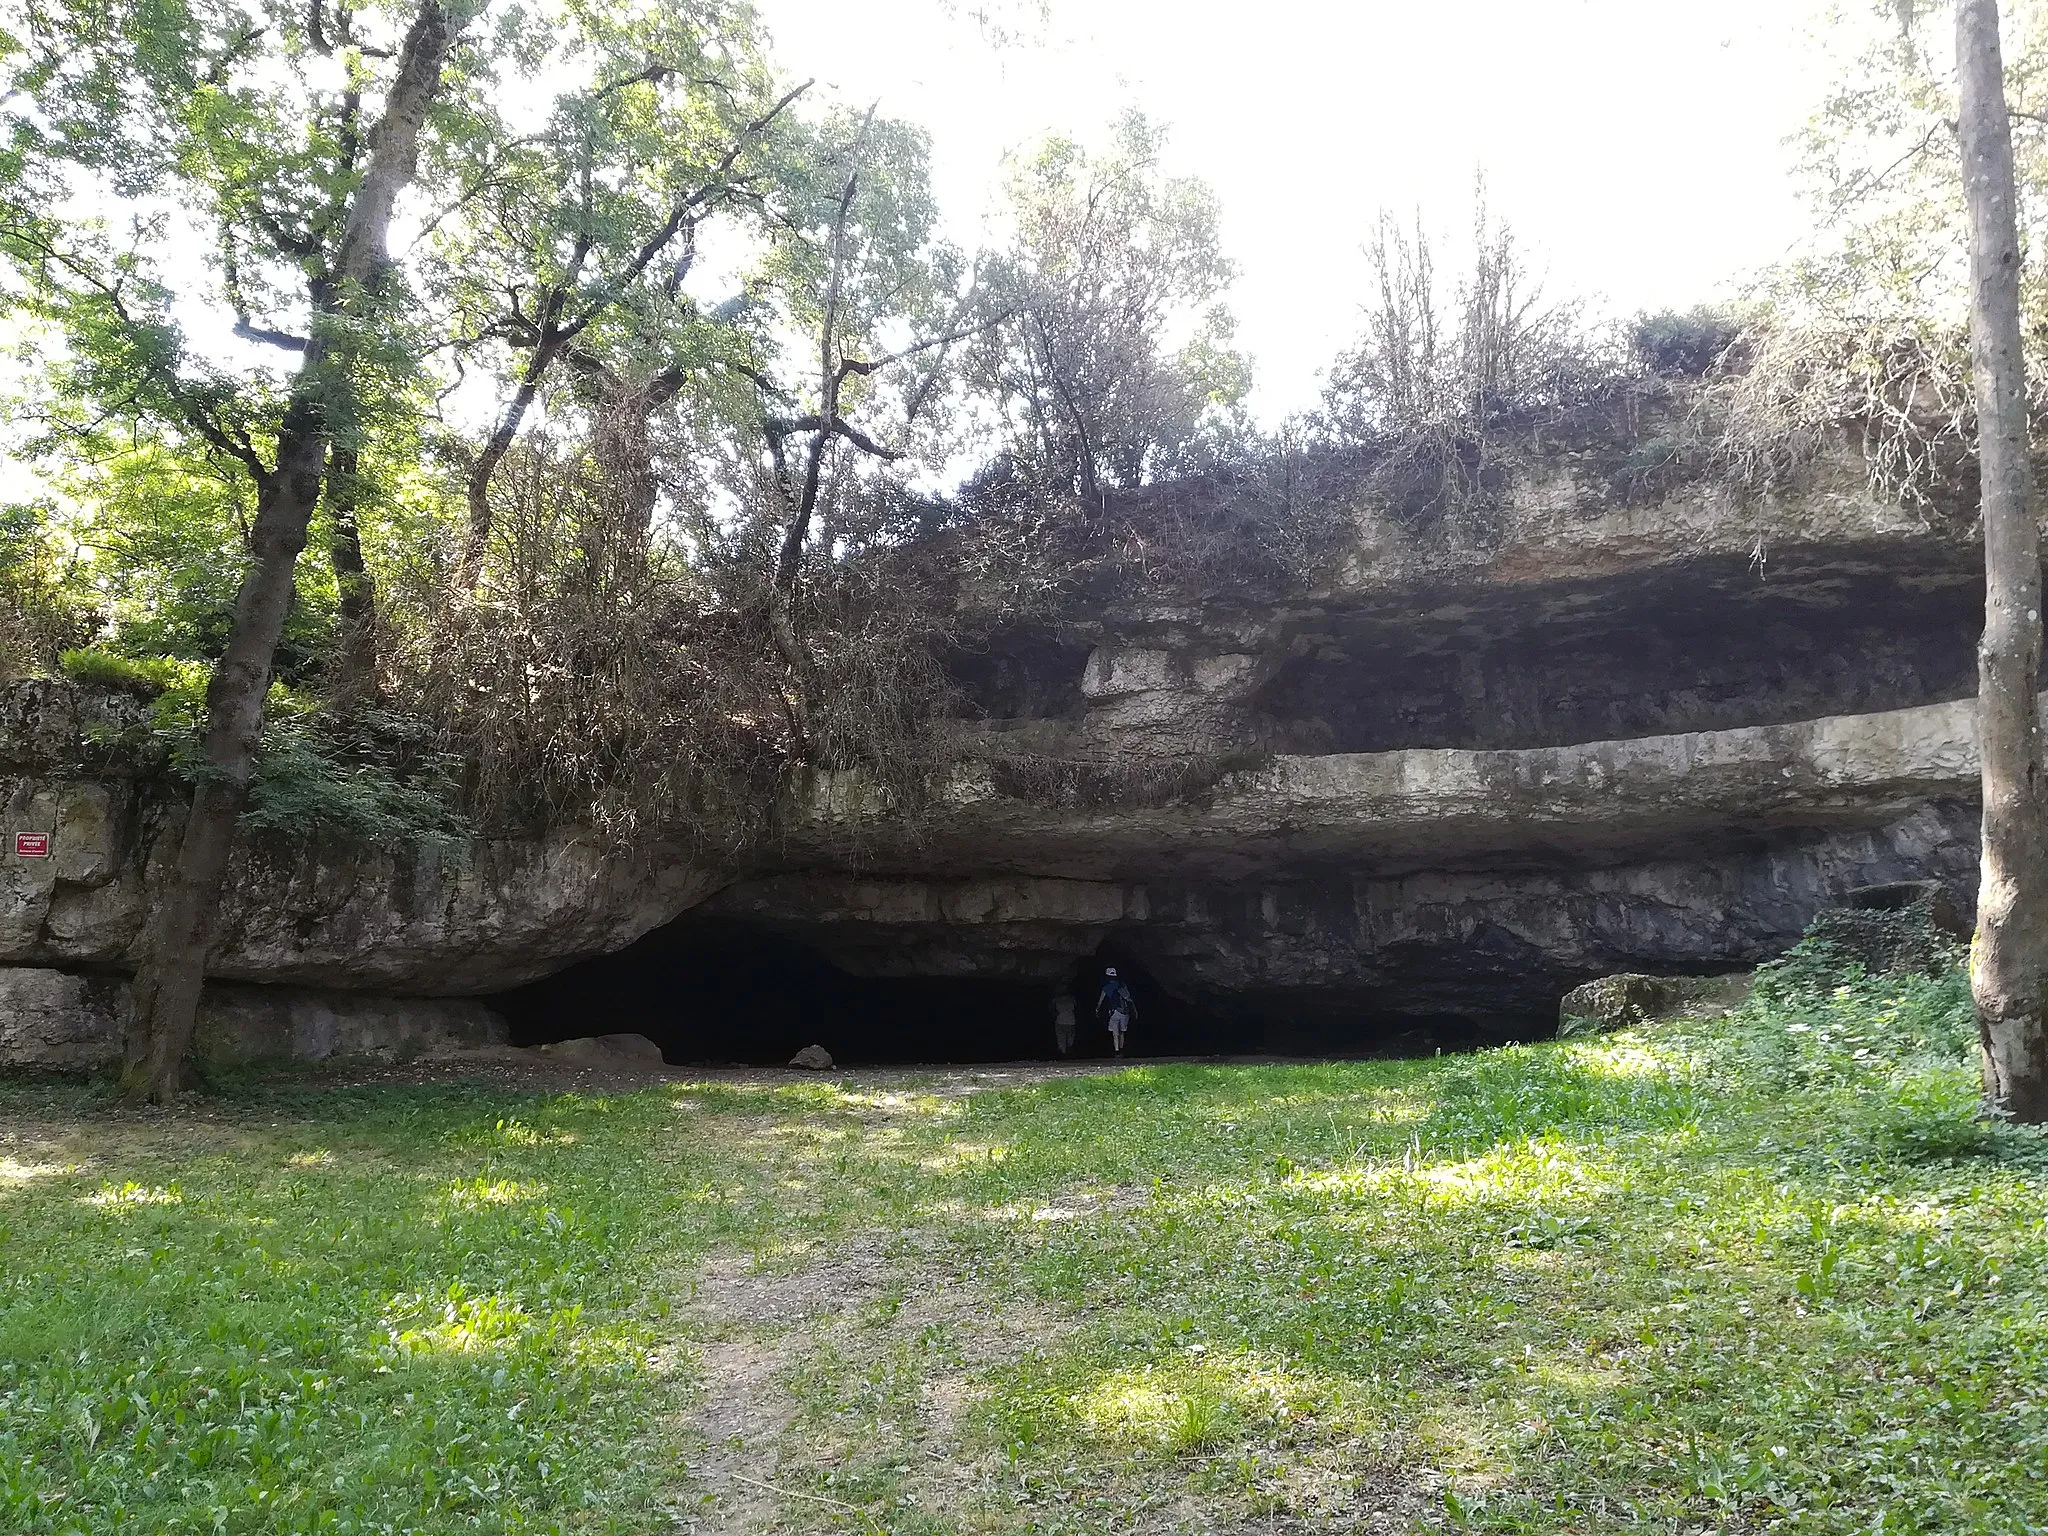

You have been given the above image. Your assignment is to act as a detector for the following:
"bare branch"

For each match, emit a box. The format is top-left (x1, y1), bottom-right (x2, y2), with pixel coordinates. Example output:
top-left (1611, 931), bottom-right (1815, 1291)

top-left (774, 105), bottom-right (874, 597)
top-left (593, 59), bottom-right (675, 97)
top-left (233, 318), bottom-right (311, 352)
top-left (831, 417), bottom-right (903, 460)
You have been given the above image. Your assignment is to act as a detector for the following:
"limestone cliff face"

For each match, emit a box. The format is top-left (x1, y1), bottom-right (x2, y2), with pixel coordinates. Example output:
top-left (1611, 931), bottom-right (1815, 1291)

top-left (0, 462), bottom-right (1993, 1044)
top-left (0, 680), bottom-right (723, 993)
top-left (719, 708), bottom-right (1979, 1024)
top-left (710, 465), bottom-right (1987, 1028)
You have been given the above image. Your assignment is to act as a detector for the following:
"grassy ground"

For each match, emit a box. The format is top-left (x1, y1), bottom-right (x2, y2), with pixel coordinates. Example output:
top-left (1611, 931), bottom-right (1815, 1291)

top-left (3, 946), bottom-right (2046, 1534)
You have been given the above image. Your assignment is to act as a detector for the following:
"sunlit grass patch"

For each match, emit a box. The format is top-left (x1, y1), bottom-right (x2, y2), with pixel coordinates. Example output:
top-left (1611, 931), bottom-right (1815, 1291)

top-left (1071, 1353), bottom-right (1343, 1454)
top-left (0, 1156), bottom-right (73, 1184)
top-left (668, 1077), bottom-right (950, 1120)
top-left (83, 1180), bottom-right (182, 1208)
top-left (381, 1286), bottom-right (536, 1356)
top-left (466, 1115), bottom-right (581, 1148)
top-left (438, 1175), bottom-right (548, 1211)
top-left (1313, 1133), bottom-right (1617, 1215)
top-left (917, 1138), bottom-right (1013, 1171)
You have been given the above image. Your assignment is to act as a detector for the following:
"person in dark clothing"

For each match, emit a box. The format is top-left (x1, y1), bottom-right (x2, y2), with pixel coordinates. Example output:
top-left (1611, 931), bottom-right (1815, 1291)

top-left (1096, 967), bottom-right (1134, 1054)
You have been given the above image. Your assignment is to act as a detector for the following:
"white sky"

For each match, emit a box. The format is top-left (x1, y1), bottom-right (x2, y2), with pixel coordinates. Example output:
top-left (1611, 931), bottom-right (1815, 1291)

top-left (754, 0), bottom-right (1837, 423)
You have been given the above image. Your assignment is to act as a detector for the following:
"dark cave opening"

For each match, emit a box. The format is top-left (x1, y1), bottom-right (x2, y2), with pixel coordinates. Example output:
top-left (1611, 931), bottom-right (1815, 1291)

top-left (490, 919), bottom-right (1557, 1065)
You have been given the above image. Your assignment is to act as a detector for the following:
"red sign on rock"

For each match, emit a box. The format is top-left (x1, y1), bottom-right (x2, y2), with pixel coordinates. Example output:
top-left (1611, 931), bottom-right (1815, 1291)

top-left (14, 832), bottom-right (50, 858)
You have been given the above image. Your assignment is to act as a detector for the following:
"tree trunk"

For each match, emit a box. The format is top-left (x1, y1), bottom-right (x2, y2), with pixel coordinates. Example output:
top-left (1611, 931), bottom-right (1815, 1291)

top-left (122, 422), bottom-right (326, 1097)
top-left (120, 0), bottom-right (455, 1103)
top-left (1959, 0), bottom-right (2048, 1123)
top-left (327, 445), bottom-right (380, 704)
top-left (460, 348), bottom-right (555, 589)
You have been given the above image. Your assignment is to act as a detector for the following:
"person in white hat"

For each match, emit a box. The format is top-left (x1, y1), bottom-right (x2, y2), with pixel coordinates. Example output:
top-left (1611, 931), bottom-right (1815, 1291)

top-left (1095, 967), bottom-right (1135, 1054)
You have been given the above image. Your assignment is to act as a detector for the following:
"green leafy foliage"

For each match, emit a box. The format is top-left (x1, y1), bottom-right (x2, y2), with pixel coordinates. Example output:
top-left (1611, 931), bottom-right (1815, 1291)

top-left (58, 646), bottom-right (197, 698)
top-left (0, 500), bottom-right (96, 678)
top-left (237, 703), bottom-right (472, 859)
top-left (969, 112), bottom-right (1250, 498)
top-left (1630, 305), bottom-right (1744, 378)
top-left (58, 642), bottom-right (470, 852)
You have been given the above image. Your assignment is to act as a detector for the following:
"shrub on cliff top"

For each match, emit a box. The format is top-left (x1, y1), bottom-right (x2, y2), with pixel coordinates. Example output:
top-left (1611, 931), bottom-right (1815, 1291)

top-left (1631, 306), bottom-right (1745, 379)
top-left (58, 648), bottom-right (198, 700)
top-left (1316, 200), bottom-right (1717, 536)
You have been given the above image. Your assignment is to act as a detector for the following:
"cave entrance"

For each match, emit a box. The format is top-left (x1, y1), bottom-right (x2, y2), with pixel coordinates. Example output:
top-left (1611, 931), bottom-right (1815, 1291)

top-left (495, 919), bottom-right (1057, 1065)
top-left (491, 920), bottom-right (1546, 1065)
top-left (491, 922), bottom-right (1234, 1064)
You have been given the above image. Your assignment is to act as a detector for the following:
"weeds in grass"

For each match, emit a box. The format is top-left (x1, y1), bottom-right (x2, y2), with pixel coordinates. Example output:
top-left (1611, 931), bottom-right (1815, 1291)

top-left (2, 944), bottom-right (2044, 1533)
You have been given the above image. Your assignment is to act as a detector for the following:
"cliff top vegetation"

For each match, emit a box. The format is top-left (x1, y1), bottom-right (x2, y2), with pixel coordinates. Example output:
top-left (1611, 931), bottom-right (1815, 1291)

top-left (2, 0), bottom-right (2044, 866)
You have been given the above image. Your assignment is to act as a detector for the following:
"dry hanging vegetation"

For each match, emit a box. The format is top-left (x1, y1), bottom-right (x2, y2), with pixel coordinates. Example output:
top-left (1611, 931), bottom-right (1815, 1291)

top-left (1702, 315), bottom-right (2004, 522)
top-left (1314, 207), bottom-right (1721, 540)
top-left (1315, 203), bottom-right (2033, 544)
top-left (388, 409), bottom-right (971, 855)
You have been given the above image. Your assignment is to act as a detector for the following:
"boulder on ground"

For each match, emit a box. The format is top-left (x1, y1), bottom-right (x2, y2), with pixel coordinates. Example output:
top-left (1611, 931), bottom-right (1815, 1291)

top-left (789, 1044), bottom-right (834, 1069)
top-left (1558, 974), bottom-right (1683, 1038)
top-left (539, 1033), bottom-right (666, 1066)
top-left (1558, 972), bottom-right (1750, 1037)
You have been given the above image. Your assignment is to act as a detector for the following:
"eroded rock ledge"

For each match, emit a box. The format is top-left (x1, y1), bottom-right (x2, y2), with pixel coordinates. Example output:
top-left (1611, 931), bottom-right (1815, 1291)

top-left (0, 463), bottom-right (1995, 1054)
top-left (790, 695), bottom-right (1983, 883)
top-left (0, 967), bottom-right (502, 1071)
top-left (695, 698), bottom-right (1981, 1023)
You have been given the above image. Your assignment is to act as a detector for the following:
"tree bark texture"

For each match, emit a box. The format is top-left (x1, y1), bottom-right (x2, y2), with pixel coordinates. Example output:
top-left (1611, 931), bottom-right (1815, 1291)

top-left (459, 341), bottom-right (555, 589)
top-left (327, 445), bottom-right (380, 703)
top-left (121, 0), bottom-right (456, 1102)
top-left (1959, 0), bottom-right (2048, 1122)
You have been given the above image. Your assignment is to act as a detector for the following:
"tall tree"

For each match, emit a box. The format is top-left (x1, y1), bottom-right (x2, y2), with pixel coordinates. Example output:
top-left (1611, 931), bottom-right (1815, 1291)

top-left (3, 0), bottom-right (470, 1100)
top-left (723, 108), bottom-right (981, 757)
top-left (5, 0), bottom-right (817, 1097)
top-left (968, 114), bottom-right (1246, 502)
top-left (433, 21), bottom-right (804, 591)
top-left (1959, 0), bottom-right (2048, 1121)
top-left (125, 0), bottom-right (460, 1103)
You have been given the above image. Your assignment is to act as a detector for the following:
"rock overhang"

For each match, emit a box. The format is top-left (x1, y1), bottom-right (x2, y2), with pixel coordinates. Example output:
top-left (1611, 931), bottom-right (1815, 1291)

top-left (0, 460), bottom-right (2003, 1048)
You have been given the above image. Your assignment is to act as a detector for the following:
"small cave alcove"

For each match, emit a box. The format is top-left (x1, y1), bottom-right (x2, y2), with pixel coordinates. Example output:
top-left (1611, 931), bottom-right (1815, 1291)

top-left (490, 919), bottom-right (1556, 1065)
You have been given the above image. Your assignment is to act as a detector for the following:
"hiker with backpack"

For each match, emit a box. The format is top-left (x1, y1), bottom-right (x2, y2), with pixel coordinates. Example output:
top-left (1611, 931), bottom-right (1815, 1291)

top-left (1096, 967), bottom-right (1135, 1054)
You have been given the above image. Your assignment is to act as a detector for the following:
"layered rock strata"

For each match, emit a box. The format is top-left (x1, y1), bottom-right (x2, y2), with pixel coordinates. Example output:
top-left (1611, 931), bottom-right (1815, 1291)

top-left (1, 679), bottom-right (720, 992)
top-left (0, 966), bottom-right (503, 1071)
top-left (0, 460), bottom-right (1997, 1053)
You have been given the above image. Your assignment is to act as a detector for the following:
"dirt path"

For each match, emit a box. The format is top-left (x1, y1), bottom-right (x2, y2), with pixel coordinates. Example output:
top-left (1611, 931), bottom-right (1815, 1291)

top-left (669, 1231), bottom-right (1079, 1535)
top-left (669, 1238), bottom-right (897, 1534)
